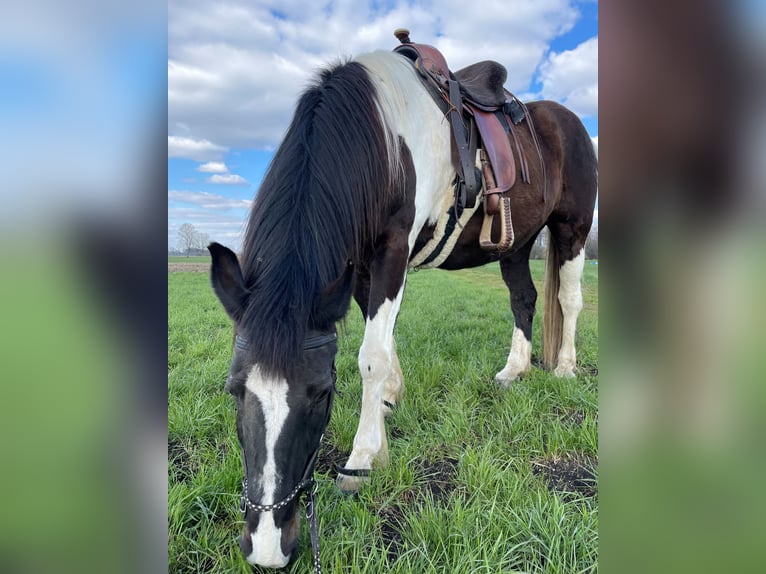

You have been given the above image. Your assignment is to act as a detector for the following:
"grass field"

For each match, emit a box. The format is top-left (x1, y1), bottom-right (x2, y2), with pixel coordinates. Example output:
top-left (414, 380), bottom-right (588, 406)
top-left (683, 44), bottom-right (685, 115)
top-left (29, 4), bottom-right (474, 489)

top-left (168, 260), bottom-right (598, 573)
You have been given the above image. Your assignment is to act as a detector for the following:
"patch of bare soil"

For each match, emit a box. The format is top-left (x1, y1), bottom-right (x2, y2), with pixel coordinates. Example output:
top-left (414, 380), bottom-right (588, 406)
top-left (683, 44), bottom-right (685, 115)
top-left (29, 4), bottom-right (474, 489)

top-left (581, 364), bottom-right (599, 377)
top-left (378, 456), bottom-right (461, 562)
top-left (553, 406), bottom-right (586, 426)
top-left (168, 262), bottom-right (209, 273)
top-left (168, 438), bottom-right (193, 483)
top-left (531, 452), bottom-right (597, 499)
top-left (315, 431), bottom-right (350, 476)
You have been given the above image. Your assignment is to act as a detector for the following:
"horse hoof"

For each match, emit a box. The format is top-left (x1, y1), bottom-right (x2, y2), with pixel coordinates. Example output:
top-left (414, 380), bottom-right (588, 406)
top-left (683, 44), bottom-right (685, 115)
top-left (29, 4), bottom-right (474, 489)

top-left (494, 368), bottom-right (526, 387)
top-left (382, 399), bottom-right (396, 416)
top-left (554, 363), bottom-right (576, 378)
top-left (494, 375), bottom-right (514, 388)
top-left (335, 473), bottom-right (369, 494)
top-left (335, 465), bottom-right (371, 494)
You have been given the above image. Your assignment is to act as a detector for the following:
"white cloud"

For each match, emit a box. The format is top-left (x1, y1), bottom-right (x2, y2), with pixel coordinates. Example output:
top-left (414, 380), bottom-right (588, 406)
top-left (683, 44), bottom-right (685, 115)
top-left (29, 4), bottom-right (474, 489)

top-left (207, 173), bottom-right (248, 185)
top-left (168, 135), bottom-right (227, 161)
top-left (197, 161), bottom-right (228, 173)
top-left (537, 36), bottom-right (598, 118)
top-left (591, 135), bottom-right (598, 158)
top-left (168, 0), bottom-right (585, 150)
top-left (169, 190), bottom-right (251, 209)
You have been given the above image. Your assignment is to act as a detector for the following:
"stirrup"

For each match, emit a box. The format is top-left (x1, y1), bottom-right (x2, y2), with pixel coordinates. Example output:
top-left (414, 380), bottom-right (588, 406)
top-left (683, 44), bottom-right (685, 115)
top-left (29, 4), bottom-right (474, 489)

top-left (480, 195), bottom-right (514, 251)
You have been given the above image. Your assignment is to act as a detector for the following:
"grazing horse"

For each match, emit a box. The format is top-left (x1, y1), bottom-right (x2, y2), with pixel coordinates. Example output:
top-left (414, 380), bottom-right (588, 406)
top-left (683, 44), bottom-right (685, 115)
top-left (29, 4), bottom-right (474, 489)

top-left (208, 49), bottom-right (597, 569)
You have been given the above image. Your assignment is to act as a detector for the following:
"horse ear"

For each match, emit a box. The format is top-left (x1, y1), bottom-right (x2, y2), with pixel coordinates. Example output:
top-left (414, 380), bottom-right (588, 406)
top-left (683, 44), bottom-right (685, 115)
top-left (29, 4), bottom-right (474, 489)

top-left (208, 242), bottom-right (250, 322)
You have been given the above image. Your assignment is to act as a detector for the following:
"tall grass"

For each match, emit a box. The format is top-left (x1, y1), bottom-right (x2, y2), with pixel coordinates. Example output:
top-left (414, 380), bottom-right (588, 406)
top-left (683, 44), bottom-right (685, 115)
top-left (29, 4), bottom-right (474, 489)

top-left (169, 260), bottom-right (598, 573)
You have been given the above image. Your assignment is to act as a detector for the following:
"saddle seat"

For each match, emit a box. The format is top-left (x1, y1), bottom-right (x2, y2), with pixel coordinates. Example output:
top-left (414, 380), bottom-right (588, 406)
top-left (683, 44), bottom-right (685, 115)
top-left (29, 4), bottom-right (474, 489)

top-left (453, 61), bottom-right (508, 109)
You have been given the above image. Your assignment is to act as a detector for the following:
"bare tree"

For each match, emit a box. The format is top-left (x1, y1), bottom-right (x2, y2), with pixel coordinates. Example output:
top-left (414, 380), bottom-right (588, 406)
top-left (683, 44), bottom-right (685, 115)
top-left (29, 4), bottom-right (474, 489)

top-left (195, 231), bottom-right (209, 251)
top-left (585, 226), bottom-right (598, 260)
top-left (178, 223), bottom-right (197, 256)
top-left (530, 227), bottom-right (549, 260)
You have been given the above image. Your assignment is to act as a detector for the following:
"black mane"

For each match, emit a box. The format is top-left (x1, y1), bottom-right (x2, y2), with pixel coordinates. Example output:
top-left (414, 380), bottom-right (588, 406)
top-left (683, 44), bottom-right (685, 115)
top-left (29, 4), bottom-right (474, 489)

top-left (240, 59), bottom-right (399, 377)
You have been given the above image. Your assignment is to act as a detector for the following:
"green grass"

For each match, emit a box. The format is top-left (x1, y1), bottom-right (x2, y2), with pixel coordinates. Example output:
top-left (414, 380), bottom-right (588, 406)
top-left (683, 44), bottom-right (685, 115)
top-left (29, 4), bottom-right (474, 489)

top-left (169, 260), bottom-right (598, 573)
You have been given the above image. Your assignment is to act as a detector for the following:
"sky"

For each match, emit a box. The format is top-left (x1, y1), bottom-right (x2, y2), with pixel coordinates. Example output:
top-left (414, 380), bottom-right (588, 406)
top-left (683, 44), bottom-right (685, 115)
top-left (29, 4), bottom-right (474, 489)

top-left (168, 0), bottom-right (599, 252)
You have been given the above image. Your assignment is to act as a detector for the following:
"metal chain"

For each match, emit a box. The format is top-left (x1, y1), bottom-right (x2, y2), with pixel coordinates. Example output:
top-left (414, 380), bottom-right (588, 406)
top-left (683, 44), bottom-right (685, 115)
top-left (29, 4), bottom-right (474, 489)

top-left (240, 477), bottom-right (322, 573)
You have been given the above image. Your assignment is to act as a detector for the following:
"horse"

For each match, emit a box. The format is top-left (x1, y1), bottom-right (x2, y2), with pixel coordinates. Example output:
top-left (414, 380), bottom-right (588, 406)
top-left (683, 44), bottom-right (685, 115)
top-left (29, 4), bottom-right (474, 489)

top-left (208, 49), bottom-right (597, 569)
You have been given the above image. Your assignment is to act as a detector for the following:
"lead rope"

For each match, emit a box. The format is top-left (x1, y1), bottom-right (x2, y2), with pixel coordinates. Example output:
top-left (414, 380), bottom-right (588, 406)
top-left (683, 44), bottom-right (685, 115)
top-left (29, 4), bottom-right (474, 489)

top-left (306, 482), bottom-right (322, 574)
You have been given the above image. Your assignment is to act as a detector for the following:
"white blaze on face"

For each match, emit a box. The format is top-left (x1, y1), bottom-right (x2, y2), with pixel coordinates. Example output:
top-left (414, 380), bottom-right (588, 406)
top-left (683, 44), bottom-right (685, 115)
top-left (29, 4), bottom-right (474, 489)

top-left (244, 365), bottom-right (291, 568)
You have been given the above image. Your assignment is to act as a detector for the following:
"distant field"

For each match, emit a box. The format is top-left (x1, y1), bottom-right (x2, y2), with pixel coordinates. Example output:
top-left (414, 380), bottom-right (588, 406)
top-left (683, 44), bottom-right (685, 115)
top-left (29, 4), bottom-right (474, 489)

top-left (169, 256), bottom-right (212, 273)
top-left (169, 255), bottom-right (212, 263)
top-left (168, 259), bottom-right (598, 573)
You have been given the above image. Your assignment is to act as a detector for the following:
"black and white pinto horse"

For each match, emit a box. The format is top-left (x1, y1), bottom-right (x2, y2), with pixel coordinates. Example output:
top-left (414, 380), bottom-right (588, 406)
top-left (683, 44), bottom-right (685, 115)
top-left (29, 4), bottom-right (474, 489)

top-left (209, 50), bottom-right (597, 569)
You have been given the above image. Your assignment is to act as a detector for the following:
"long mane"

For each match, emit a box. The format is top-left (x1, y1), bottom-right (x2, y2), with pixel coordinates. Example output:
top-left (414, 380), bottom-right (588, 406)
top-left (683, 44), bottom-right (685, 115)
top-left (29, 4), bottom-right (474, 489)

top-left (239, 56), bottom-right (402, 377)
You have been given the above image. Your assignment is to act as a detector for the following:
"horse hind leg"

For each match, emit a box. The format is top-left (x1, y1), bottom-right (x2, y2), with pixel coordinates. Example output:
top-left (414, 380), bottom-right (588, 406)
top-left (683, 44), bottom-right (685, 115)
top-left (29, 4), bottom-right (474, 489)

top-left (545, 222), bottom-right (587, 378)
top-left (495, 240), bottom-right (537, 386)
top-left (554, 249), bottom-right (584, 377)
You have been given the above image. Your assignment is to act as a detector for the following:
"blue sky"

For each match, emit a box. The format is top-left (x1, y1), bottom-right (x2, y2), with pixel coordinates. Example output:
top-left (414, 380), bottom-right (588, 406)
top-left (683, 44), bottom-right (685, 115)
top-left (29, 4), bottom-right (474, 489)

top-left (168, 1), bottom-right (598, 251)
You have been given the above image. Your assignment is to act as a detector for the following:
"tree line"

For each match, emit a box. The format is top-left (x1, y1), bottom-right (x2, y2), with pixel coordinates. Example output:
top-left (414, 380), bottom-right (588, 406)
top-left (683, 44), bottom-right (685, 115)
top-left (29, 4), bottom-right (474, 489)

top-left (174, 221), bottom-right (598, 260)
top-left (176, 223), bottom-right (209, 256)
top-left (530, 225), bottom-right (598, 260)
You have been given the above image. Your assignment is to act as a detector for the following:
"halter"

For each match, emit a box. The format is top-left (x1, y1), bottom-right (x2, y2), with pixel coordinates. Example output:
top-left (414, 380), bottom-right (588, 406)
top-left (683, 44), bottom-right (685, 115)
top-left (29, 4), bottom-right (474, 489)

top-left (235, 331), bottom-right (338, 352)
top-left (240, 450), bottom-right (323, 574)
top-left (235, 330), bottom-right (337, 574)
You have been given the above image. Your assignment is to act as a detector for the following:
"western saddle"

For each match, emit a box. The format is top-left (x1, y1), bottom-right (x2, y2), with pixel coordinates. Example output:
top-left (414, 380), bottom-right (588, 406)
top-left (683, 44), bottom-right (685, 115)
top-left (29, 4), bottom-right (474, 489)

top-left (392, 29), bottom-right (543, 251)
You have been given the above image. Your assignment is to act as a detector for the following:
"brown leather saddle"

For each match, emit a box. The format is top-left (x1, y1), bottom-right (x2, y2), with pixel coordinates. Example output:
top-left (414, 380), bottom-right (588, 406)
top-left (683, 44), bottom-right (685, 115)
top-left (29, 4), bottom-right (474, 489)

top-left (392, 28), bottom-right (543, 251)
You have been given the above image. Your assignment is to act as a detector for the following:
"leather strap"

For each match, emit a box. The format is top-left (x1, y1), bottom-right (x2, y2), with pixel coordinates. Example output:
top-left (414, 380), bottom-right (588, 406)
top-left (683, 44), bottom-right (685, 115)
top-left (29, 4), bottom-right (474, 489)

top-left (447, 78), bottom-right (478, 208)
top-left (335, 465), bottom-right (371, 477)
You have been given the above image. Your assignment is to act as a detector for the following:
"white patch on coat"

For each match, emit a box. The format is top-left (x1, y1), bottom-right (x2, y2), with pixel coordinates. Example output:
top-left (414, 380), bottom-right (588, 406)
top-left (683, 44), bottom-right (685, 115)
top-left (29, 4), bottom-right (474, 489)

top-left (355, 51), bottom-right (455, 250)
top-left (495, 326), bottom-right (532, 386)
top-left (409, 150), bottom-right (484, 270)
top-left (555, 249), bottom-right (585, 377)
top-left (243, 366), bottom-right (291, 568)
top-left (345, 276), bottom-right (406, 475)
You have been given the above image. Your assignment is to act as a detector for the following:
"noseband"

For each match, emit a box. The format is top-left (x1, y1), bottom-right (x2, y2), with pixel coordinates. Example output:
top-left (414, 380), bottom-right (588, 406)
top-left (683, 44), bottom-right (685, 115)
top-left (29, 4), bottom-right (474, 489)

top-left (235, 330), bottom-right (337, 574)
top-left (240, 456), bottom-right (322, 574)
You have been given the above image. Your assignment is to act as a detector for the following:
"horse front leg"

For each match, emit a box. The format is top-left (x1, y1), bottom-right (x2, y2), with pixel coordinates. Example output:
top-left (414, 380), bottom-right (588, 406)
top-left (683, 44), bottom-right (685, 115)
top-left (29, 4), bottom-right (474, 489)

top-left (495, 241), bottom-right (537, 386)
top-left (337, 237), bottom-right (409, 493)
top-left (383, 339), bottom-right (404, 415)
top-left (352, 268), bottom-right (404, 417)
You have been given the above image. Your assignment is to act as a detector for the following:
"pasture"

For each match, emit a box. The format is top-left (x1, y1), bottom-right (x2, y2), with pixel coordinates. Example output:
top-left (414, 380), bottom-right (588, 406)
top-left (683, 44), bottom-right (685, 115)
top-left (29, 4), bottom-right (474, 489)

top-left (168, 259), bottom-right (598, 573)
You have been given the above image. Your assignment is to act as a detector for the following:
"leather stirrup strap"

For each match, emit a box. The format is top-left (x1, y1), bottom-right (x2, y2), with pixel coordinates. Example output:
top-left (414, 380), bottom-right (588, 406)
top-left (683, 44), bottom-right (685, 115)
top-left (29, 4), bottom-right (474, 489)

top-left (447, 78), bottom-right (477, 207)
top-left (520, 101), bottom-right (546, 203)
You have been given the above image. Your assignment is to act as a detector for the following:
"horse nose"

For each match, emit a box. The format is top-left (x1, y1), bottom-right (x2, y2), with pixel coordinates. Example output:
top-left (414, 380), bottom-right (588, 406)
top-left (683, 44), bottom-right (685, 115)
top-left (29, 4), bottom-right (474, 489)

top-left (240, 513), bottom-right (293, 569)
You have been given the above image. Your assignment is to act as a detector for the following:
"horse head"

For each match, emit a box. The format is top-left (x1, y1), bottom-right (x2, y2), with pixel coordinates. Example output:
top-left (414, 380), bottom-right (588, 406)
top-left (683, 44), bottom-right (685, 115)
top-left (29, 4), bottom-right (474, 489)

top-left (208, 242), bottom-right (348, 568)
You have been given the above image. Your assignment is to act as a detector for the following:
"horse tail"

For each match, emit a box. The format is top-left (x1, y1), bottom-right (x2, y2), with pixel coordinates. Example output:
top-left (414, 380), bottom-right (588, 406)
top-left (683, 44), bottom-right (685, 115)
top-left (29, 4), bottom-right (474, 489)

top-left (542, 231), bottom-right (562, 370)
